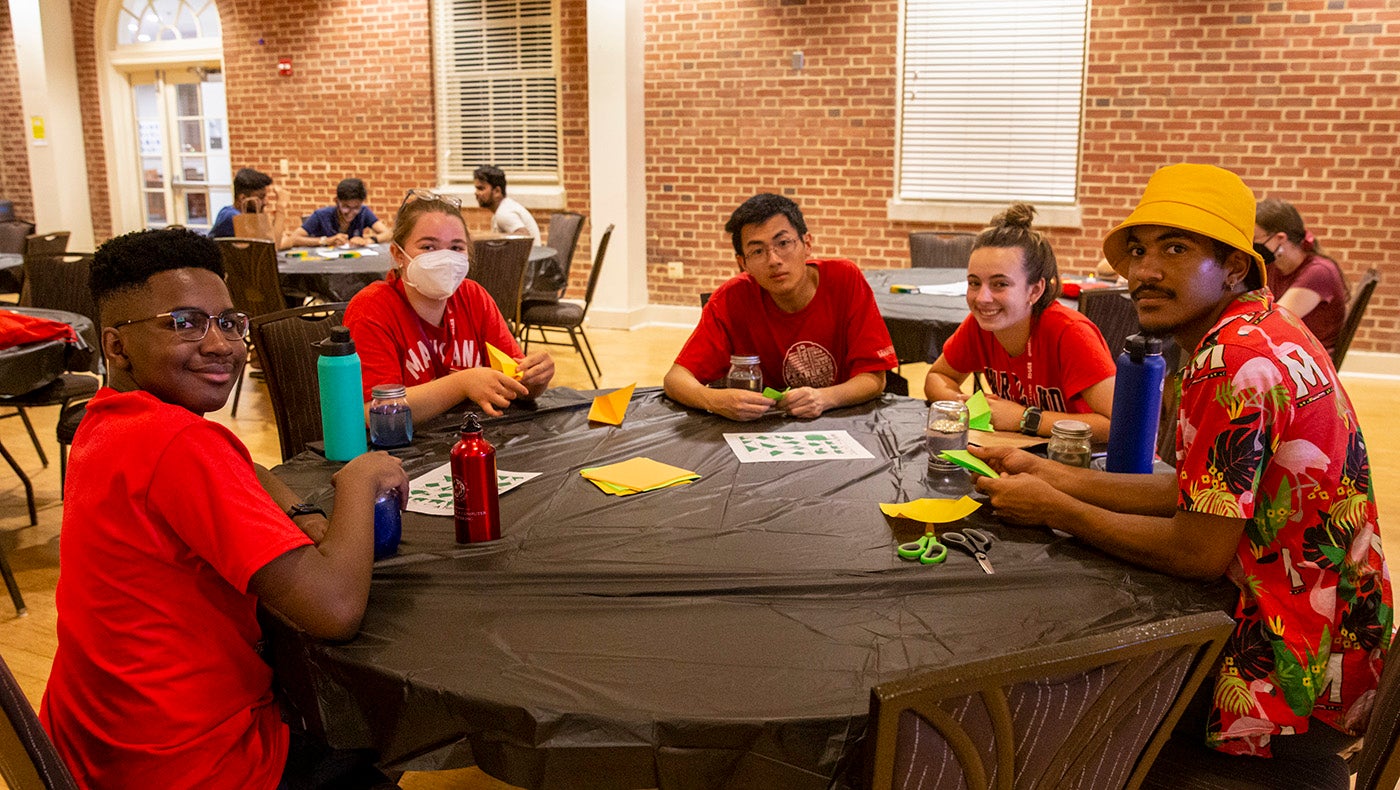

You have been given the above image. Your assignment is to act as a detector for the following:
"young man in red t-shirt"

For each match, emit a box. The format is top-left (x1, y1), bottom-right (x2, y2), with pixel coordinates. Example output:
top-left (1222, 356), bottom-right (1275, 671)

top-left (40, 228), bottom-right (408, 789)
top-left (664, 193), bottom-right (897, 421)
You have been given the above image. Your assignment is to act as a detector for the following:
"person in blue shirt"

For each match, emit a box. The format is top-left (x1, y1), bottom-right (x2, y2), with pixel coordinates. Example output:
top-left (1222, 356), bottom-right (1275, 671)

top-left (209, 167), bottom-right (292, 249)
top-left (287, 178), bottom-right (391, 248)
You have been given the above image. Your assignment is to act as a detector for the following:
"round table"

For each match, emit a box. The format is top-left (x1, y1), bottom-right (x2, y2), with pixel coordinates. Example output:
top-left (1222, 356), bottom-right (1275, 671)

top-left (276, 244), bottom-right (558, 303)
top-left (0, 306), bottom-right (99, 397)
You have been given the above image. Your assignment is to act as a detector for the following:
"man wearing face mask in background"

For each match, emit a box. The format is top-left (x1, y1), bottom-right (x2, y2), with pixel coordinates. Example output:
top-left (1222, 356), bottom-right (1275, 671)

top-left (345, 189), bottom-right (553, 422)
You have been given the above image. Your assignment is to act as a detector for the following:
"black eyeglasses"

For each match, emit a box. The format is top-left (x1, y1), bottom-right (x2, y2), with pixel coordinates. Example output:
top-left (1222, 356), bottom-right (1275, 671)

top-left (112, 308), bottom-right (251, 342)
top-left (400, 188), bottom-right (463, 211)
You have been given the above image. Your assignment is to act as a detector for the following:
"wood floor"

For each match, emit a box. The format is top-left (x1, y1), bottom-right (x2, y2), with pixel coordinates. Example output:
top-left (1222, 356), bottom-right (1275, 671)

top-left (3, 323), bottom-right (1398, 789)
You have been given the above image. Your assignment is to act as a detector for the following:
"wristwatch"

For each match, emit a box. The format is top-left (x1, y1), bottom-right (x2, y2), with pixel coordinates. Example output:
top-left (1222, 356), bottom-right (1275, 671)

top-left (1018, 406), bottom-right (1043, 436)
top-left (286, 502), bottom-right (327, 519)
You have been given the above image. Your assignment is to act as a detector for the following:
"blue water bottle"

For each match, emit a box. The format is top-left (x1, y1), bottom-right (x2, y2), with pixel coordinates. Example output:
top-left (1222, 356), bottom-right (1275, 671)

top-left (1105, 334), bottom-right (1166, 474)
top-left (316, 326), bottom-right (368, 462)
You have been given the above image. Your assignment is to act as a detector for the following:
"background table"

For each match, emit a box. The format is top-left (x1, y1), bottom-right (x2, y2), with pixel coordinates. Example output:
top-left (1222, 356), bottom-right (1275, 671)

top-left (277, 244), bottom-right (558, 303)
top-left (864, 268), bottom-right (969, 364)
top-left (0, 306), bottom-right (98, 397)
top-left (269, 390), bottom-right (1232, 789)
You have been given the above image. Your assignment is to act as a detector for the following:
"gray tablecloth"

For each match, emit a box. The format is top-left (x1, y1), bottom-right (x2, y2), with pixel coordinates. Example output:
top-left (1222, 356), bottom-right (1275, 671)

top-left (0, 306), bottom-right (99, 397)
top-left (864, 268), bottom-right (969, 364)
top-left (267, 389), bottom-right (1232, 789)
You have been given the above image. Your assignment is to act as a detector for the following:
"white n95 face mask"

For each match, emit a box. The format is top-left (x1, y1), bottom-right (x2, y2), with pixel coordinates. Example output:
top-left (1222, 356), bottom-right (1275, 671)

top-left (402, 248), bottom-right (470, 300)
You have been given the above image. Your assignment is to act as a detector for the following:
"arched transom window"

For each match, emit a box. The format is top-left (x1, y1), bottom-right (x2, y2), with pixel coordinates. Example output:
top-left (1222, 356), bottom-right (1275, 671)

top-left (116, 0), bottom-right (220, 45)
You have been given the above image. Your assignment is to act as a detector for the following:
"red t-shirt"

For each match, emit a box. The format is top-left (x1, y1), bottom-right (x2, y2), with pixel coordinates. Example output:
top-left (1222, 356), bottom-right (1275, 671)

top-left (1175, 289), bottom-right (1391, 756)
top-left (674, 258), bottom-right (896, 389)
top-left (1267, 253), bottom-right (1347, 353)
top-left (41, 388), bottom-right (313, 789)
top-left (940, 302), bottom-right (1115, 413)
top-left (344, 271), bottom-right (523, 401)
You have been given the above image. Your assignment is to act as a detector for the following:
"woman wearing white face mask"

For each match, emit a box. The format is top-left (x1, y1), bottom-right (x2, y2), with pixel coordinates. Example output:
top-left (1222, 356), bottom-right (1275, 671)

top-left (344, 189), bottom-right (554, 421)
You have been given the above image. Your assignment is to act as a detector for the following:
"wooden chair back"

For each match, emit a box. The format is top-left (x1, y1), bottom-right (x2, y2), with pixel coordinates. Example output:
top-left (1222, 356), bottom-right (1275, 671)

top-left (469, 236), bottom-right (533, 331)
top-left (1331, 268), bottom-right (1379, 370)
top-left (249, 303), bottom-right (348, 461)
top-left (909, 231), bottom-right (976, 269)
top-left (217, 237), bottom-right (285, 318)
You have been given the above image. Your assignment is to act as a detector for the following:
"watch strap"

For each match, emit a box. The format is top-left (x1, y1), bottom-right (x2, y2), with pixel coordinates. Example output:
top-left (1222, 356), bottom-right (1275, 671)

top-left (286, 502), bottom-right (326, 519)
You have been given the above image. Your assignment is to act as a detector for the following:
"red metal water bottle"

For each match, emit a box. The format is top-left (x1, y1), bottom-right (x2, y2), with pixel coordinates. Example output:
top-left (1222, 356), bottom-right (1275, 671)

top-left (450, 413), bottom-right (500, 543)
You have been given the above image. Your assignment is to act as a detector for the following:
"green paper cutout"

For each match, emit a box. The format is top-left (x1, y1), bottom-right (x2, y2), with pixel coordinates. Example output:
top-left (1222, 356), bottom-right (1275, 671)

top-left (762, 387), bottom-right (789, 400)
top-left (966, 391), bottom-right (992, 431)
top-left (939, 449), bottom-right (999, 478)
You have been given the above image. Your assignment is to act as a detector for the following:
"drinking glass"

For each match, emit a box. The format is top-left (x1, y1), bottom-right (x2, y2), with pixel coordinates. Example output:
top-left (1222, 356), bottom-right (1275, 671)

top-left (926, 400), bottom-right (970, 473)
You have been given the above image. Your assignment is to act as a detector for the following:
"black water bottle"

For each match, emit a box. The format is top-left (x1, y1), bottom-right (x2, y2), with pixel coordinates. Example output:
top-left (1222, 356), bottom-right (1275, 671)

top-left (1106, 334), bottom-right (1166, 474)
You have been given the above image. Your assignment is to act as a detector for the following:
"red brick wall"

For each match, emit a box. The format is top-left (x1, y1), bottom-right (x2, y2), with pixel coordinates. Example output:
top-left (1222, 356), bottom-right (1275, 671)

top-left (38, 0), bottom-right (1400, 353)
top-left (0, 3), bottom-right (34, 222)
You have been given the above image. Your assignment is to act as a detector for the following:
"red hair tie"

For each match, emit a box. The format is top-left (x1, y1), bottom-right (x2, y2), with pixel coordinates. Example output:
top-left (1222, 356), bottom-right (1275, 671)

top-left (1302, 231), bottom-right (1316, 253)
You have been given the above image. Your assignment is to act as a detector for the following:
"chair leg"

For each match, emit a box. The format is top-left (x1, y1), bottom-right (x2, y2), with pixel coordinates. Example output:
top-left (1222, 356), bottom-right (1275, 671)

top-left (0, 437), bottom-right (37, 528)
top-left (0, 545), bottom-right (25, 617)
top-left (59, 442), bottom-right (68, 498)
top-left (230, 367), bottom-right (244, 417)
top-left (522, 324), bottom-right (532, 354)
top-left (16, 408), bottom-right (48, 468)
top-left (575, 328), bottom-right (602, 383)
top-left (569, 327), bottom-right (598, 388)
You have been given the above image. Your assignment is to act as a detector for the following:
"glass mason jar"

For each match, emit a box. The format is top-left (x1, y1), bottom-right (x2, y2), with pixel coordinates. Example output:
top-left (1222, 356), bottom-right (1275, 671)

top-left (1048, 419), bottom-right (1094, 468)
top-left (926, 400), bottom-right (970, 473)
top-left (368, 383), bottom-right (413, 448)
top-left (725, 355), bottom-right (763, 392)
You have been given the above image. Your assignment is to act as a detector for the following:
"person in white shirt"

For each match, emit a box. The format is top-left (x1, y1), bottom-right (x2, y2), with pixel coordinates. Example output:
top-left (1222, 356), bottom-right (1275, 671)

top-left (473, 165), bottom-right (541, 245)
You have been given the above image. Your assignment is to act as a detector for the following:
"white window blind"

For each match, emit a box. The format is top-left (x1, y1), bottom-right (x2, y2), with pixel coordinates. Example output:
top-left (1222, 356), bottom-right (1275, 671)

top-left (434, 0), bottom-right (560, 186)
top-left (898, 0), bottom-right (1088, 206)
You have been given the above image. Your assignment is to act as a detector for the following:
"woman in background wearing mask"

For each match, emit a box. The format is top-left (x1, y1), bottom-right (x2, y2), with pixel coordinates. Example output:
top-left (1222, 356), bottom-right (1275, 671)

top-left (1254, 197), bottom-right (1349, 355)
top-left (344, 189), bottom-right (554, 420)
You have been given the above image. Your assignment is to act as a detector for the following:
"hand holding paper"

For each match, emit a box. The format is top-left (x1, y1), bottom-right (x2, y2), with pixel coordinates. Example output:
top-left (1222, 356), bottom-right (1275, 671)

top-left (485, 342), bottom-right (522, 380)
top-left (939, 449), bottom-right (999, 478)
top-left (589, 383), bottom-right (636, 424)
top-left (966, 390), bottom-right (992, 432)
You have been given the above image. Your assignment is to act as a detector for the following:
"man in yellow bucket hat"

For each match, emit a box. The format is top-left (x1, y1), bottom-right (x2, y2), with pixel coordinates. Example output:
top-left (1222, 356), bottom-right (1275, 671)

top-left (971, 164), bottom-right (1390, 777)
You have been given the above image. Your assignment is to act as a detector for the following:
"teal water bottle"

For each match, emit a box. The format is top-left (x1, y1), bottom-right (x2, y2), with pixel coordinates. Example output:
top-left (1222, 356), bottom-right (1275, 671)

top-left (316, 326), bottom-right (368, 462)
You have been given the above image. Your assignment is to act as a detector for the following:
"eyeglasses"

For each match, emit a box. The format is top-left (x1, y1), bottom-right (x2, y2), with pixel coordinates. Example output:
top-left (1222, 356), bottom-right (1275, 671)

top-left (400, 188), bottom-right (462, 211)
top-left (743, 235), bottom-right (803, 263)
top-left (112, 308), bottom-right (251, 342)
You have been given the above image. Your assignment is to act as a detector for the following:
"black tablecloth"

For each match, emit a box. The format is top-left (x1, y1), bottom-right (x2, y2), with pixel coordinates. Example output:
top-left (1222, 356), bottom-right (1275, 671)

top-left (0, 306), bottom-right (99, 397)
top-left (277, 244), bottom-right (560, 303)
top-left (268, 389), bottom-right (1232, 789)
top-left (864, 268), bottom-right (970, 364)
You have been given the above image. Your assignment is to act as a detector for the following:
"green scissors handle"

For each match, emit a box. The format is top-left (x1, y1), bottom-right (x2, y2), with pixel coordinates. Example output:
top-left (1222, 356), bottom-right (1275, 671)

top-left (896, 531), bottom-right (948, 565)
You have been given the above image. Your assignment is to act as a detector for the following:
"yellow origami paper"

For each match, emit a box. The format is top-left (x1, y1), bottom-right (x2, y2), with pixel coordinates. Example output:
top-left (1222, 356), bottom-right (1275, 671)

top-left (966, 391), bottom-right (992, 431)
top-left (879, 496), bottom-right (981, 523)
top-left (485, 343), bottom-right (521, 379)
top-left (588, 383), bottom-right (636, 424)
top-left (580, 457), bottom-right (700, 495)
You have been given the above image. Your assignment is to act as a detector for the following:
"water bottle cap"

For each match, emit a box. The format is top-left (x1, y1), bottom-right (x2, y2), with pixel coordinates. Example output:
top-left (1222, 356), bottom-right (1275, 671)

top-left (460, 412), bottom-right (484, 435)
top-left (315, 326), bottom-right (357, 356)
top-left (1124, 333), bottom-right (1163, 360)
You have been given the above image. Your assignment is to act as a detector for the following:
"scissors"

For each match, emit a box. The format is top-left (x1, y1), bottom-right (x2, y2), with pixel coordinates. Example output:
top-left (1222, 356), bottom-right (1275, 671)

top-left (896, 531), bottom-right (948, 565)
top-left (942, 528), bottom-right (995, 574)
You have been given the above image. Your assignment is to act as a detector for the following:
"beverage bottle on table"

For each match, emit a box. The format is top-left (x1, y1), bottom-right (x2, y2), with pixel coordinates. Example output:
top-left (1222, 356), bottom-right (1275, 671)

top-left (315, 326), bottom-right (367, 462)
top-left (450, 413), bottom-right (500, 543)
top-left (725, 355), bottom-right (763, 392)
top-left (373, 489), bottom-right (402, 559)
top-left (1106, 333), bottom-right (1165, 474)
top-left (368, 383), bottom-right (413, 448)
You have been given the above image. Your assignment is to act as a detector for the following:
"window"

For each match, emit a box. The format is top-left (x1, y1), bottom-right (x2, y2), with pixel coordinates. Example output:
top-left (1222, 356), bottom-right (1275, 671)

top-left (434, 0), bottom-right (561, 195)
top-left (116, 0), bottom-right (220, 45)
top-left (892, 0), bottom-right (1088, 226)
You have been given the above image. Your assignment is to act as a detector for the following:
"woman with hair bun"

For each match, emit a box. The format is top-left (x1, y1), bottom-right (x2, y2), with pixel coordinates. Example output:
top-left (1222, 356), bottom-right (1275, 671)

top-left (1254, 198), bottom-right (1348, 353)
top-left (923, 203), bottom-right (1115, 441)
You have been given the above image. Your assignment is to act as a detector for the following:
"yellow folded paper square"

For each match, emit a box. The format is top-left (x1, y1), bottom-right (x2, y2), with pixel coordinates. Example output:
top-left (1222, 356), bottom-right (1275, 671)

top-left (485, 342), bottom-right (521, 379)
top-left (879, 496), bottom-right (981, 523)
top-left (588, 383), bottom-right (636, 424)
top-left (580, 457), bottom-right (700, 494)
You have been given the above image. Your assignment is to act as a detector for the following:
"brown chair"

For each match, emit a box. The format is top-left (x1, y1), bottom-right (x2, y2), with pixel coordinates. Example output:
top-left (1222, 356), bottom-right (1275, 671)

top-left (523, 212), bottom-right (586, 305)
top-left (15, 233), bottom-right (69, 305)
top-left (249, 303), bottom-right (348, 462)
top-left (2, 253), bottom-right (100, 483)
top-left (1078, 286), bottom-right (1139, 358)
top-left (0, 652), bottom-right (80, 789)
top-left (866, 610), bottom-right (1234, 790)
top-left (520, 223), bottom-right (613, 387)
top-left (0, 220), bottom-right (35, 297)
top-left (1331, 268), bottom-right (1378, 371)
top-left (909, 231), bottom-right (976, 270)
top-left (217, 237), bottom-right (286, 417)
top-left (469, 235), bottom-right (534, 334)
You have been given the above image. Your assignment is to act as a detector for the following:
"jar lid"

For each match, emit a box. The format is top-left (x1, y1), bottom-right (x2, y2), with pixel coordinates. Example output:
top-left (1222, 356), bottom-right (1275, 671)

top-left (729, 354), bottom-right (760, 365)
top-left (371, 384), bottom-right (407, 399)
top-left (1051, 419), bottom-right (1093, 438)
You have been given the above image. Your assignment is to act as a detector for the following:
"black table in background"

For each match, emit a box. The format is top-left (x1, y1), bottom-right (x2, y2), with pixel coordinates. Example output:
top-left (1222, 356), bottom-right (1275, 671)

top-left (863, 268), bottom-right (969, 364)
top-left (276, 244), bottom-right (559, 303)
top-left (268, 389), bottom-right (1232, 789)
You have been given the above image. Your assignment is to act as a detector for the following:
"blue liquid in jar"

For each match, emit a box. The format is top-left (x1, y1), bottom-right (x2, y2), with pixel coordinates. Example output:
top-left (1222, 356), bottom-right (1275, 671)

top-left (373, 490), bottom-right (402, 559)
top-left (369, 404), bottom-right (413, 448)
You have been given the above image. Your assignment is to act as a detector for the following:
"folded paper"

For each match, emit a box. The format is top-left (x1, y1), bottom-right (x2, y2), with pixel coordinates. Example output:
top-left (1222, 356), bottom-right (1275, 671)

top-left (580, 457), bottom-right (700, 496)
top-left (966, 391), bottom-right (992, 431)
top-left (939, 449), bottom-right (999, 478)
top-left (761, 387), bottom-right (788, 400)
top-left (589, 383), bottom-right (636, 424)
top-left (485, 342), bottom-right (521, 379)
top-left (879, 496), bottom-right (981, 523)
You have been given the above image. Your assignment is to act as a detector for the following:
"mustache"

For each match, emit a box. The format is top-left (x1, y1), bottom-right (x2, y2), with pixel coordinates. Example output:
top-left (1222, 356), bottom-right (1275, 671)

top-left (1132, 285), bottom-right (1173, 301)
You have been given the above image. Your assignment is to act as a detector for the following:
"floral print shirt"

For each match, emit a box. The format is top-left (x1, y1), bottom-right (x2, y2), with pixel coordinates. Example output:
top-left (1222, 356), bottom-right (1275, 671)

top-left (1175, 288), bottom-right (1392, 757)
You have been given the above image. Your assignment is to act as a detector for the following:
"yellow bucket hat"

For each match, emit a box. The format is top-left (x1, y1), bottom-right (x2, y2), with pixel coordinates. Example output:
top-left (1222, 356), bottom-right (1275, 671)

top-left (1102, 163), bottom-right (1266, 287)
